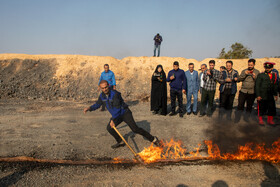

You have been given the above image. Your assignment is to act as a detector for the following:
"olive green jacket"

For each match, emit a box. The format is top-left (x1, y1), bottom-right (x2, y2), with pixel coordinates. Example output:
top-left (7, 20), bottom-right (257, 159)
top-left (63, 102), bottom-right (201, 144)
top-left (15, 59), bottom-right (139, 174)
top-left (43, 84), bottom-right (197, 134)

top-left (255, 72), bottom-right (278, 100)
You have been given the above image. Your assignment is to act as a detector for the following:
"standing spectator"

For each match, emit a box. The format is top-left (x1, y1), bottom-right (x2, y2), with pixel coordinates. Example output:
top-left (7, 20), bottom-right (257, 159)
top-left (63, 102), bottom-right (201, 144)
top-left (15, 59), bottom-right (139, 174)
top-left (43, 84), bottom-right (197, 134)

top-left (199, 60), bottom-right (221, 117)
top-left (166, 61), bottom-right (186, 118)
top-left (235, 59), bottom-right (260, 123)
top-left (256, 62), bottom-right (278, 126)
top-left (219, 66), bottom-right (226, 106)
top-left (218, 61), bottom-right (239, 120)
top-left (98, 64), bottom-right (116, 111)
top-left (220, 66), bottom-right (226, 72)
top-left (151, 65), bottom-right (167, 115)
top-left (153, 33), bottom-right (162, 57)
top-left (198, 64), bottom-right (207, 94)
top-left (185, 63), bottom-right (199, 115)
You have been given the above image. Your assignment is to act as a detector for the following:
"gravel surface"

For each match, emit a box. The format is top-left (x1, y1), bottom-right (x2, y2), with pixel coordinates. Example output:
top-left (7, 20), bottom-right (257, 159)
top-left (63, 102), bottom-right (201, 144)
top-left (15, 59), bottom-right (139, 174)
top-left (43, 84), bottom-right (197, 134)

top-left (0, 100), bottom-right (280, 186)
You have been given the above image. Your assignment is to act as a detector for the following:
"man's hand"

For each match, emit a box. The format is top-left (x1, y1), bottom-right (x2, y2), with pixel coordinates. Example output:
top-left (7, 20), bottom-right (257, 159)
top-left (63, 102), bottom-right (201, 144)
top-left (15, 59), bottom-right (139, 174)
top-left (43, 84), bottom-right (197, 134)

top-left (182, 89), bottom-right (186, 94)
top-left (110, 120), bottom-right (115, 128)
top-left (170, 76), bottom-right (175, 80)
top-left (83, 107), bottom-right (90, 114)
top-left (257, 96), bottom-right (262, 101)
top-left (113, 85), bottom-right (116, 90)
top-left (234, 77), bottom-right (238, 81)
top-left (275, 96), bottom-right (278, 101)
top-left (206, 70), bottom-right (211, 75)
top-left (252, 73), bottom-right (256, 79)
top-left (225, 78), bottom-right (232, 82)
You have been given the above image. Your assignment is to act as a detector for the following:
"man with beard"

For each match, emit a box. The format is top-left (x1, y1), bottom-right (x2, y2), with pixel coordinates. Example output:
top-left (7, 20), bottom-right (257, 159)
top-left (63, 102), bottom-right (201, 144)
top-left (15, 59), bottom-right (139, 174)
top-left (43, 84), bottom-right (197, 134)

top-left (255, 62), bottom-right (278, 126)
top-left (235, 59), bottom-right (260, 123)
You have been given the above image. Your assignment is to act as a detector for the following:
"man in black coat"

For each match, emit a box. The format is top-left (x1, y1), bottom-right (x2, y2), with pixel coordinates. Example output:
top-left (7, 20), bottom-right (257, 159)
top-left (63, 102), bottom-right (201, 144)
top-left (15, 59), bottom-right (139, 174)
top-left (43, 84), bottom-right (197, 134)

top-left (255, 62), bottom-right (278, 126)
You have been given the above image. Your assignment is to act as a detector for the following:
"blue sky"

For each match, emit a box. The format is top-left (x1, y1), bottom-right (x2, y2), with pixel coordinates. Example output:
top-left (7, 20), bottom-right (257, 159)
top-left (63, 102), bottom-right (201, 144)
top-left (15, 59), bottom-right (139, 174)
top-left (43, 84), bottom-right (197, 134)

top-left (0, 0), bottom-right (279, 60)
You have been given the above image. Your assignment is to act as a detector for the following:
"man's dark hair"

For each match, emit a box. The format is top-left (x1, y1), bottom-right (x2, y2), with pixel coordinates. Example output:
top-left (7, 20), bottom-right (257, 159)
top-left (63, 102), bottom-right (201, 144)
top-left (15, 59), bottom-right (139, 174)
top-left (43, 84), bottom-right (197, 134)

top-left (104, 64), bottom-right (109, 68)
top-left (248, 58), bottom-right (256, 64)
top-left (173, 61), bottom-right (179, 66)
top-left (189, 63), bottom-right (194, 66)
top-left (209, 60), bottom-right (215, 65)
top-left (226, 60), bottom-right (233, 65)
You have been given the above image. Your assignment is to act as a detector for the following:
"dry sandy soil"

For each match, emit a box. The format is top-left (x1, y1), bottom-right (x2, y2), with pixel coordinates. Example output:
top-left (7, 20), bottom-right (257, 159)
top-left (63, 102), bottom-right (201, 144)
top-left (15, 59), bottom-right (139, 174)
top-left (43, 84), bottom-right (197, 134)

top-left (0, 99), bottom-right (280, 186)
top-left (0, 54), bottom-right (280, 186)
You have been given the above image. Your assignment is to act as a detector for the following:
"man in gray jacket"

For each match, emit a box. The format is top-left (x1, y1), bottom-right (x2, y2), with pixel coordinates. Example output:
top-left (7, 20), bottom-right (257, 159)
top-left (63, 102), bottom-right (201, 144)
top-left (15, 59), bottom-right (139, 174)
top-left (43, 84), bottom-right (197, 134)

top-left (235, 59), bottom-right (260, 122)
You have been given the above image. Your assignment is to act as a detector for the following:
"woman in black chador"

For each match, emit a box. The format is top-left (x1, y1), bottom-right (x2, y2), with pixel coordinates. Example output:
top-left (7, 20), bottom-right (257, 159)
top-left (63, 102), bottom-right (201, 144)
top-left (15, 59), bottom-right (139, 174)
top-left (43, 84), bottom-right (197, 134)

top-left (151, 65), bottom-right (167, 115)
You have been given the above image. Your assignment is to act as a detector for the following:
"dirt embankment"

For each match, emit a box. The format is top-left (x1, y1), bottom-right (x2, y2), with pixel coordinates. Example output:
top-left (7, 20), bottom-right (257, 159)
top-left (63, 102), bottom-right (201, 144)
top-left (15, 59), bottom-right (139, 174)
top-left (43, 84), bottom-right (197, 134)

top-left (0, 54), bottom-right (279, 101)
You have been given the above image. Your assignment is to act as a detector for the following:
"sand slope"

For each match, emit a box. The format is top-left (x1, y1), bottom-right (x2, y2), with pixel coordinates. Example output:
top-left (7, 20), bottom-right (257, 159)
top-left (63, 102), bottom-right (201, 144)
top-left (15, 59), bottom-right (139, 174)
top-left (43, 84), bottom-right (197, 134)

top-left (0, 54), bottom-right (279, 100)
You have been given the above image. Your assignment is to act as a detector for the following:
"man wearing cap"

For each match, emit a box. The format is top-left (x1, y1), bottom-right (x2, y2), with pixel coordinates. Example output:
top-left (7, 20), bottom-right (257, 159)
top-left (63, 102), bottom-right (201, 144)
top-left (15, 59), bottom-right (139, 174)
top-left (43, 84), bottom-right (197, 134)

top-left (235, 59), bottom-right (260, 123)
top-left (153, 33), bottom-right (163, 57)
top-left (166, 61), bottom-right (186, 118)
top-left (255, 62), bottom-right (278, 126)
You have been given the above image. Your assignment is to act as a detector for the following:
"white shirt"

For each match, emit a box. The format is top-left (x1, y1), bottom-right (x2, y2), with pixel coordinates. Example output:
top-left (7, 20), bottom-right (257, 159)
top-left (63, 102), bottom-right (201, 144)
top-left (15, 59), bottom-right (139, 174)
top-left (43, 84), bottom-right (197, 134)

top-left (200, 73), bottom-right (204, 87)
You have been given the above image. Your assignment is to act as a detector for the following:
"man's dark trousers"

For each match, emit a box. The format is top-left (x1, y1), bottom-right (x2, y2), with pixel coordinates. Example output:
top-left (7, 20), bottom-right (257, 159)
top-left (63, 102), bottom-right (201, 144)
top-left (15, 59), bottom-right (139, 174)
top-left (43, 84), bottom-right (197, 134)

top-left (170, 89), bottom-right (183, 114)
top-left (106, 109), bottom-right (154, 143)
top-left (237, 91), bottom-right (255, 113)
top-left (200, 88), bottom-right (215, 115)
top-left (219, 88), bottom-right (235, 119)
top-left (220, 89), bottom-right (235, 110)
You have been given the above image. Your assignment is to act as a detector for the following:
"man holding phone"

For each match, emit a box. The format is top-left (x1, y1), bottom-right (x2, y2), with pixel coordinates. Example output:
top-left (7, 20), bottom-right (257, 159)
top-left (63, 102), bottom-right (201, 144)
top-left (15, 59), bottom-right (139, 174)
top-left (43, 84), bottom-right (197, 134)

top-left (235, 59), bottom-right (260, 122)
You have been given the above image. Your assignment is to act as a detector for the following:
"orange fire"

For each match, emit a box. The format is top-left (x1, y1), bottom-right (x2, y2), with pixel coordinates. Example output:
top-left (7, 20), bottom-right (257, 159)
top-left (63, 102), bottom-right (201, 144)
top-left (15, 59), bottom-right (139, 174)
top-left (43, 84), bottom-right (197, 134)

top-left (137, 138), bottom-right (280, 164)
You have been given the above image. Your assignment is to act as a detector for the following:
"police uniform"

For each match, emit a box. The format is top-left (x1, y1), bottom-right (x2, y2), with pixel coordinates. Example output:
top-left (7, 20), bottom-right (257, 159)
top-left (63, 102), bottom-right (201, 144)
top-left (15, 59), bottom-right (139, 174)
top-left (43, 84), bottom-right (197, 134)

top-left (255, 62), bottom-right (278, 125)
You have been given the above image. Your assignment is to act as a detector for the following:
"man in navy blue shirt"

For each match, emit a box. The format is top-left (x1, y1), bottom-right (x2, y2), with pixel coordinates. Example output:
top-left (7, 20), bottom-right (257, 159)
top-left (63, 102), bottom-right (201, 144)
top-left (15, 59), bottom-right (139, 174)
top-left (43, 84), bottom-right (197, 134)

top-left (84, 80), bottom-right (160, 149)
top-left (166, 61), bottom-right (186, 117)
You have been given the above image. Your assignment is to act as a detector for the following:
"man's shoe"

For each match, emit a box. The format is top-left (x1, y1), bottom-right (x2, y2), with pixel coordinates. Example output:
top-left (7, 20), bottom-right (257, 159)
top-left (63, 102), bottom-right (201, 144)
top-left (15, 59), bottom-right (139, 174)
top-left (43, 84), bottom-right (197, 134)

top-left (267, 116), bottom-right (276, 126)
top-left (169, 112), bottom-right (176, 116)
top-left (199, 113), bottom-right (205, 117)
top-left (153, 137), bottom-right (162, 147)
top-left (152, 111), bottom-right (158, 115)
top-left (193, 112), bottom-right (197, 115)
top-left (258, 116), bottom-right (265, 126)
top-left (187, 112), bottom-right (191, 115)
top-left (111, 142), bottom-right (125, 149)
top-left (206, 113), bottom-right (212, 117)
top-left (179, 113), bottom-right (183, 118)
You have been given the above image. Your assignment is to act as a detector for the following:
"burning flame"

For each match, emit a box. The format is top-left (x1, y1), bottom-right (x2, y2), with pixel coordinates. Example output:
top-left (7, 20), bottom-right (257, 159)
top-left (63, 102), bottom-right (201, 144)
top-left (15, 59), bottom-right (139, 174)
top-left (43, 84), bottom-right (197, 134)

top-left (137, 138), bottom-right (280, 164)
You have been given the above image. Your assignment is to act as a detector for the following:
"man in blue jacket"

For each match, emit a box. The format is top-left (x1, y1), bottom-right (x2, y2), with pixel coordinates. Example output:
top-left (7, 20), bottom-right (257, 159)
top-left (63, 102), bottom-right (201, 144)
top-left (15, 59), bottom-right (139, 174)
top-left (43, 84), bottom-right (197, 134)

top-left (84, 80), bottom-right (160, 149)
top-left (166, 61), bottom-right (186, 117)
top-left (185, 63), bottom-right (199, 115)
top-left (98, 64), bottom-right (116, 111)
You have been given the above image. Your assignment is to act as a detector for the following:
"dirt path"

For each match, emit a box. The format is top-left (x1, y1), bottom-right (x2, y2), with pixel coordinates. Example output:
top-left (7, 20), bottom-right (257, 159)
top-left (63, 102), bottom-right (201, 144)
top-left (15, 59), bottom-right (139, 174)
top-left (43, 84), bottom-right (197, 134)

top-left (0, 100), bottom-right (280, 186)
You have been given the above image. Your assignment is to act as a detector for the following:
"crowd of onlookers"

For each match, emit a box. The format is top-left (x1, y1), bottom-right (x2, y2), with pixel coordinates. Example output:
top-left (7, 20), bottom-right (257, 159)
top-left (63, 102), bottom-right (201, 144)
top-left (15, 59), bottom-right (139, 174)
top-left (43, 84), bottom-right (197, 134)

top-left (150, 59), bottom-right (279, 126)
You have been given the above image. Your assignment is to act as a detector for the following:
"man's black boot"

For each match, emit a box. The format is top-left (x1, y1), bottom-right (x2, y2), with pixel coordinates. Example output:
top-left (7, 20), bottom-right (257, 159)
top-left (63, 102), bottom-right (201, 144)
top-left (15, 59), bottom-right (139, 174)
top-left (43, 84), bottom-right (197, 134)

top-left (152, 136), bottom-right (162, 147)
top-left (111, 141), bottom-right (125, 149)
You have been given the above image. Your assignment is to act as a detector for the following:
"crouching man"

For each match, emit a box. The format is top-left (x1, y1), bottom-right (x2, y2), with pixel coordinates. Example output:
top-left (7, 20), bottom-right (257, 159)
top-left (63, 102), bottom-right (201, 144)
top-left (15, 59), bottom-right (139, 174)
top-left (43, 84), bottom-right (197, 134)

top-left (84, 80), bottom-right (160, 148)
